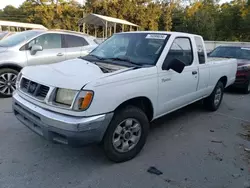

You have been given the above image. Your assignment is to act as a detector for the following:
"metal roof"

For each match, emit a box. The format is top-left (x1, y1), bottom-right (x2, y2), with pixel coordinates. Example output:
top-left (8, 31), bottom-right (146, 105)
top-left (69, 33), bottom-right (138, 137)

top-left (0, 20), bottom-right (47, 29)
top-left (79, 13), bottom-right (139, 27)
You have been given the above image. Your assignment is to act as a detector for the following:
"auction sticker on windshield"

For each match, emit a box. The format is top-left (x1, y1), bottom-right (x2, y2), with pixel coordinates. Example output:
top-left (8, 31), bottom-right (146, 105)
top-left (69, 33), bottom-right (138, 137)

top-left (241, 47), bottom-right (250, 51)
top-left (146, 34), bottom-right (167, 40)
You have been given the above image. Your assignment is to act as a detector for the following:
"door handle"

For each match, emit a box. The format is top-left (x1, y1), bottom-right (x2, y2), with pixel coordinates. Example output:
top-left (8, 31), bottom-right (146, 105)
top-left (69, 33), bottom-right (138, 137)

top-left (192, 71), bottom-right (198, 75)
top-left (57, 53), bottom-right (64, 57)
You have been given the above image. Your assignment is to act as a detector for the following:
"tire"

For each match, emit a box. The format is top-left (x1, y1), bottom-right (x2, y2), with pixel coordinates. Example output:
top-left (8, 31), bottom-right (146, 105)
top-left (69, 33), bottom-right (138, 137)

top-left (0, 68), bottom-right (19, 98)
top-left (243, 80), bottom-right (250, 94)
top-left (103, 106), bottom-right (149, 163)
top-left (204, 81), bottom-right (224, 111)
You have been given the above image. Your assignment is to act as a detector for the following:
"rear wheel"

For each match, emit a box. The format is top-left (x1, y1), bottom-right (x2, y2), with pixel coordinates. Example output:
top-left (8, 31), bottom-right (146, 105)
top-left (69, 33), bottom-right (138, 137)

top-left (0, 68), bottom-right (18, 98)
top-left (243, 80), bottom-right (250, 94)
top-left (204, 81), bottom-right (224, 111)
top-left (103, 106), bottom-right (149, 162)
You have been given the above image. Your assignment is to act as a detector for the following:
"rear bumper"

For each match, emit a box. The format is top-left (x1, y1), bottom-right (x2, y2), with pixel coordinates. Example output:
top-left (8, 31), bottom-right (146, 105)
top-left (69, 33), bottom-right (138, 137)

top-left (12, 92), bottom-right (113, 146)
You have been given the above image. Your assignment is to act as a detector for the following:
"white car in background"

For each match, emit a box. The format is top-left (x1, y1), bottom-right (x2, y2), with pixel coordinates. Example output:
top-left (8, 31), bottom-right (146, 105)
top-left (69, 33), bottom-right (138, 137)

top-left (0, 30), bottom-right (98, 97)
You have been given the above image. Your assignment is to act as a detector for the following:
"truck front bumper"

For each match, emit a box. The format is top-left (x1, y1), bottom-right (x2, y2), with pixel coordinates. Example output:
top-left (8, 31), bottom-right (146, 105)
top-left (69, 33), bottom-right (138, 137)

top-left (12, 92), bottom-right (113, 146)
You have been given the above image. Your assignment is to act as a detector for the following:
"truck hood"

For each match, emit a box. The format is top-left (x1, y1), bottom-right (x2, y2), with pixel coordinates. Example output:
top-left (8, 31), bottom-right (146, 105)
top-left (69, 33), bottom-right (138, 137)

top-left (22, 58), bottom-right (127, 90)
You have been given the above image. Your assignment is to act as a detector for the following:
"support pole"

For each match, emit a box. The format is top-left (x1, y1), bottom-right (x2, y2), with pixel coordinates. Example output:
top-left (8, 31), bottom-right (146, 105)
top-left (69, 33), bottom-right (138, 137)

top-left (122, 24), bottom-right (124, 32)
top-left (105, 21), bottom-right (108, 38)
top-left (130, 25), bottom-right (132, 31)
top-left (83, 23), bottom-right (85, 33)
top-left (0, 26), bottom-right (2, 31)
top-left (114, 23), bottom-right (116, 33)
top-left (95, 27), bottom-right (97, 37)
top-left (109, 26), bottom-right (112, 36)
top-left (103, 26), bottom-right (105, 39)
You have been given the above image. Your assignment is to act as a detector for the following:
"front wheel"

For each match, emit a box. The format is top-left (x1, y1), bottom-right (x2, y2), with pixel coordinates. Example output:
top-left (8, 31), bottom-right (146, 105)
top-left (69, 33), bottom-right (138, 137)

top-left (103, 106), bottom-right (149, 163)
top-left (0, 68), bottom-right (18, 98)
top-left (204, 81), bottom-right (224, 111)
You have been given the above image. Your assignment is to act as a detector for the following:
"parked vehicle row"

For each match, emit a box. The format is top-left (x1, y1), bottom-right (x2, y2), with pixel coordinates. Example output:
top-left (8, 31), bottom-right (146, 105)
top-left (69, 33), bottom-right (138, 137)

top-left (208, 46), bottom-right (250, 93)
top-left (12, 31), bottom-right (237, 162)
top-left (0, 30), bottom-right (98, 98)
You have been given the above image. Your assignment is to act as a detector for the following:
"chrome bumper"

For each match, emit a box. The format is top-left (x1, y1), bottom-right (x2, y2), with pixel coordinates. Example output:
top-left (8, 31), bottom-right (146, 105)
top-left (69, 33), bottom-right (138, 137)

top-left (12, 92), bottom-right (113, 145)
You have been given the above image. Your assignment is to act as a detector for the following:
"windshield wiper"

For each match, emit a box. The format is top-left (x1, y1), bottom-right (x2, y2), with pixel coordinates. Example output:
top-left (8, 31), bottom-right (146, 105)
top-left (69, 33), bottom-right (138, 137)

top-left (103, 57), bottom-right (142, 67)
top-left (86, 54), bottom-right (104, 60)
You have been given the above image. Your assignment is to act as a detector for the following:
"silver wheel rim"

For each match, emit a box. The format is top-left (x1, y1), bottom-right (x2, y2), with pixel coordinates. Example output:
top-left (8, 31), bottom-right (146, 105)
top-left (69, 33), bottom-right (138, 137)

top-left (214, 87), bottom-right (222, 106)
top-left (112, 118), bottom-right (142, 153)
top-left (0, 73), bottom-right (17, 95)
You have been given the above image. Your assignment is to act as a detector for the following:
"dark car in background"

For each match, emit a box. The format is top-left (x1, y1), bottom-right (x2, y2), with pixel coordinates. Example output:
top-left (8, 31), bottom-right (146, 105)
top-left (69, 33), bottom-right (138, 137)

top-left (209, 46), bottom-right (250, 93)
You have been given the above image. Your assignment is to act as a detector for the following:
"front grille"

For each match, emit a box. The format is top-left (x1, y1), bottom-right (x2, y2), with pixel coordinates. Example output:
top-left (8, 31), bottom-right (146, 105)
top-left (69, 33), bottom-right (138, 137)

top-left (21, 77), bottom-right (29, 89)
top-left (38, 85), bottom-right (50, 98)
top-left (20, 78), bottom-right (50, 100)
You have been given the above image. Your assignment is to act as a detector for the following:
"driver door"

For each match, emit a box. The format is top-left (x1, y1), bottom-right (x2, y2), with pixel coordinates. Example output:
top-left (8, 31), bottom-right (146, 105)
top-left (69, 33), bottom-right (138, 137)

top-left (26, 33), bottom-right (65, 66)
top-left (157, 37), bottom-right (199, 117)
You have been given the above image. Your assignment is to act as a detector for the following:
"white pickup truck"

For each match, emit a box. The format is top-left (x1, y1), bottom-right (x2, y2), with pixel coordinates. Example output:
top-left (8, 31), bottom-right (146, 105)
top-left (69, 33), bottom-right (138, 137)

top-left (13, 32), bottom-right (237, 162)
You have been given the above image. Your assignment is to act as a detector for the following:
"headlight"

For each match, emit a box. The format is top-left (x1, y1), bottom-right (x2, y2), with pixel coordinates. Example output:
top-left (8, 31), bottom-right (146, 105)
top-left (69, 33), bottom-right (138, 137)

top-left (73, 90), bottom-right (94, 111)
top-left (55, 88), bottom-right (78, 106)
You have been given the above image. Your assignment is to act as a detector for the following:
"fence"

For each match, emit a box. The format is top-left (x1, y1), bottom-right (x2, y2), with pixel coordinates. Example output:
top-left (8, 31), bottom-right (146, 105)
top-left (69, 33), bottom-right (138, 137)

top-left (204, 41), bottom-right (250, 52)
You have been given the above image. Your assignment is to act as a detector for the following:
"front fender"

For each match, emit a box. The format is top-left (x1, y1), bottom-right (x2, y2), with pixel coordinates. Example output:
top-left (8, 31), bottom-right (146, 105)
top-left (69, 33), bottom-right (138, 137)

top-left (84, 71), bottom-right (158, 117)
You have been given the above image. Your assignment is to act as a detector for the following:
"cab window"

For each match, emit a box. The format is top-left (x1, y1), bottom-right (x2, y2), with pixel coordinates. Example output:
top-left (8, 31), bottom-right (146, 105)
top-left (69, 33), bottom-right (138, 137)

top-left (64, 35), bottom-right (88, 48)
top-left (28, 34), bottom-right (62, 50)
top-left (164, 37), bottom-right (193, 67)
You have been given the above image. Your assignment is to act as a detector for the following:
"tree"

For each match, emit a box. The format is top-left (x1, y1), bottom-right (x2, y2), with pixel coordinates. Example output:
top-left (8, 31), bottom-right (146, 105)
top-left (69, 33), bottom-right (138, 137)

top-left (0, 0), bottom-right (250, 41)
top-left (20, 0), bottom-right (82, 30)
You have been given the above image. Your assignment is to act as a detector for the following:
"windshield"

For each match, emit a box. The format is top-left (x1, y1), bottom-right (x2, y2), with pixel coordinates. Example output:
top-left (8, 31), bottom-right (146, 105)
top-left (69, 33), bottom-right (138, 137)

top-left (0, 30), bottom-right (40, 47)
top-left (90, 33), bottom-right (169, 65)
top-left (209, 46), bottom-right (250, 60)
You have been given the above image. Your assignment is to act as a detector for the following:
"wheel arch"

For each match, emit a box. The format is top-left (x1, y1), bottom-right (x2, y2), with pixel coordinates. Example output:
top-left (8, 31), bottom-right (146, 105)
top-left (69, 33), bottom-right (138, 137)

top-left (0, 63), bottom-right (23, 72)
top-left (218, 76), bottom-right (227, 88)
top-left (114, 96), bottom-right (154, 122)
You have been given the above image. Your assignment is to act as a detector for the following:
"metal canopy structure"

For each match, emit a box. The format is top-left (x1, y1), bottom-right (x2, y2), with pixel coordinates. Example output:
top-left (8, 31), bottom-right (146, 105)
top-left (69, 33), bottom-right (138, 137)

top-left (0, 20), bottom-right (47, 31)
top-left (78, 13), bottom-right (139, 38)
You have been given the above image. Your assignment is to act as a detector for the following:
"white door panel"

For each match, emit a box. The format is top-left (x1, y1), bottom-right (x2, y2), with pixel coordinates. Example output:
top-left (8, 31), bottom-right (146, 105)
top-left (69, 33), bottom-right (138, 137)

top-left (157, 66), bottom-right (198, 116)
top-left (156, 36), bottom-right (199, 118)
top-left (26, 48), bottom-right (65, 66)
top-left (65, 47), bottom-right (81, 60)
top-left (26, 33), bottom-right (65, 66)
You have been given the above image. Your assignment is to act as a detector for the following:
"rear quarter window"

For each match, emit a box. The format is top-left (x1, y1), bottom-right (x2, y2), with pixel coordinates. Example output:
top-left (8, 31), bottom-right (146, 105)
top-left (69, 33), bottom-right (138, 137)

top-left (194, 36), bottom-right (205, 64)
top-left (64, 35), bottom-right (89, 48)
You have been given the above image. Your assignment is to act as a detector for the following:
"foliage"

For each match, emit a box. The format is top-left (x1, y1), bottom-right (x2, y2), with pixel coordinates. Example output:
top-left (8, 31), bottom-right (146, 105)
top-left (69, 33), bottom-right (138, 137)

top-left (0, 0), bottom-right (250, 41)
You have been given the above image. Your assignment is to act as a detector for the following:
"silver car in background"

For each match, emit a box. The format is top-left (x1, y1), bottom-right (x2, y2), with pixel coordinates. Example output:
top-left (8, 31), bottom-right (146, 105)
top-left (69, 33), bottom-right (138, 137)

top-left (0, 31), bottom-right (15, 40)
top-left (0, 30), bottom-right (98, 98)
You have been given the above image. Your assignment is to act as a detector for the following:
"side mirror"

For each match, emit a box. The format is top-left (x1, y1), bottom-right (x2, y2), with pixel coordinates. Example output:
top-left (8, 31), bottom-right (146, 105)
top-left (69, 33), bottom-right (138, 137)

top-left (30, 44), bottom-right (43, 55)
top-left (162, 58), bottom-right (186, 73)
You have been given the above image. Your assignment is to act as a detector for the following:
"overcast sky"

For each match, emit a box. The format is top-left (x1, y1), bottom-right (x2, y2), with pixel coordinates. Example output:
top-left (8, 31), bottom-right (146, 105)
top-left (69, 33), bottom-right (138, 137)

top-left (0, 0), bottom-right (85, 9)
